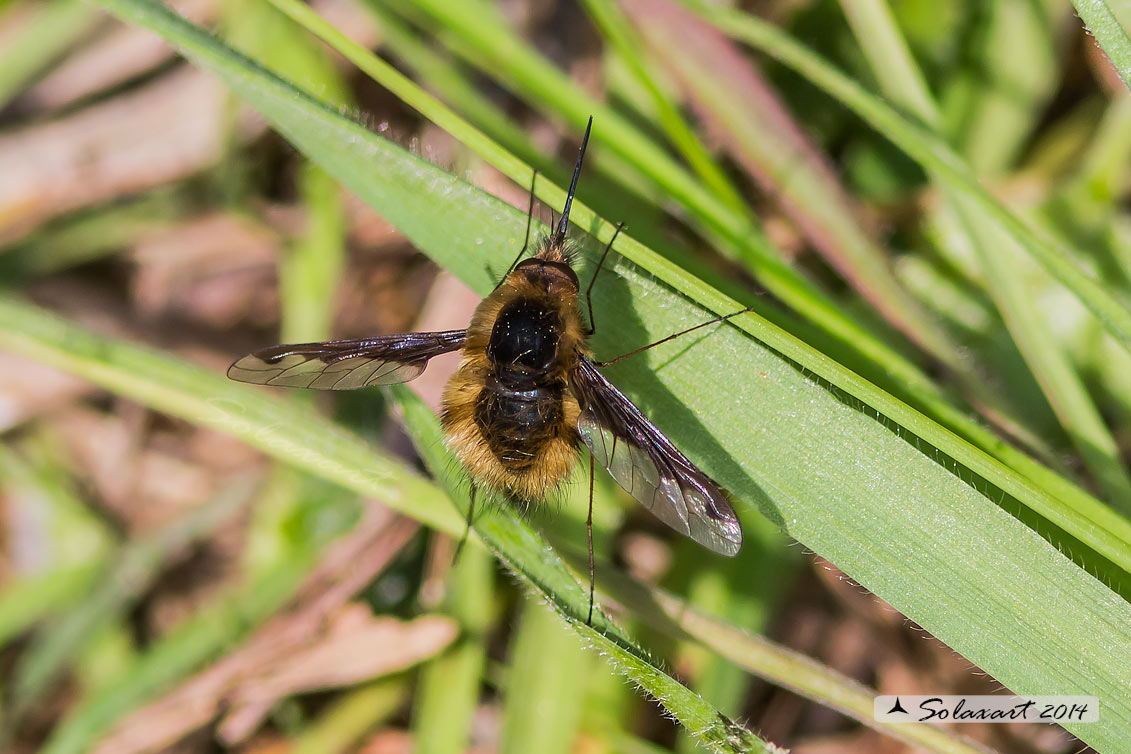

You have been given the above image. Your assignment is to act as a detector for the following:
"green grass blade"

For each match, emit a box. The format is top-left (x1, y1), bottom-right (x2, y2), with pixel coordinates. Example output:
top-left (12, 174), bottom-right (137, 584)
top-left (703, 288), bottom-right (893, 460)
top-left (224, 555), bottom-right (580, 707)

top-left (0, 192), bottom-right (185, 281)
top-left (836, 0), bottom-right (938, 124)
top-left (5, 477), bottom-right (258, 730)
top-left (390, 386), bottom-right (772, 754)
top-left (580, 0), bottom-right (748, 215)
top-left (292, 677), bottom-right (409, 754)
top-left (0, 297), bottom-right (463, 537)
top-left (0, 564), bottom-right (101, 648)
top-left (386, 0), bottom-right (764, 239)
top-left (358, 2), bottom-right (558, 180)
top-left (357, 0), bottom-right (674, 259)
top-left (265, 0), bottom-right (1131, 557)
top-left (0, 0), bottom-right (99, 109)
top-left (411, 544), bottom-right (493, 754)
top-left (948, 0), bottom-right (1062, 175)
top-left (277, 163), bottom-right (347, 343)
top-left (42, 551), bottom-right (315, 754)
top-left (682, 0), bottom-right (1131, 357)
top-left (837, 0), bottom-right (1131, 508)
top-left (0, 440), bottom-right (110, 650)
top-left (584, 560), bottom-right (999, 754)
top-left (671, 531), bottom-right (789, 754)
top-left (1072, 0), bottom-right (1131, 90)
top-left (222, 0), bottom-right (350, 345)
top-left (500, 601), bottom-right (590, 754)
top-left (621, 0), bottom-right (956, 362)
top-left (960, 197), bottom-right (1131, 506)
top-left (377, 0), bottom-right (961, 386)
top-left (19, 4), bottom-right (1131, 750)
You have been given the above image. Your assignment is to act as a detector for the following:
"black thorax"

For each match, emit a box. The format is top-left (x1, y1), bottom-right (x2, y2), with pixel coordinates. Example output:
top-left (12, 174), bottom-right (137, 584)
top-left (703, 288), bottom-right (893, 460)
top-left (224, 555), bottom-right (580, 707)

top-left (476, 298), bottom-right (566, 469)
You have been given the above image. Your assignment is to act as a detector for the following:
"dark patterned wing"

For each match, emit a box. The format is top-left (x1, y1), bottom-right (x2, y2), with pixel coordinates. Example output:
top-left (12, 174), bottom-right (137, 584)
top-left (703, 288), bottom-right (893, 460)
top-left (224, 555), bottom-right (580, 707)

top-left (570, 357), bottom-right (742, 556)
top-left (227, 329), bottom-right (467, 390)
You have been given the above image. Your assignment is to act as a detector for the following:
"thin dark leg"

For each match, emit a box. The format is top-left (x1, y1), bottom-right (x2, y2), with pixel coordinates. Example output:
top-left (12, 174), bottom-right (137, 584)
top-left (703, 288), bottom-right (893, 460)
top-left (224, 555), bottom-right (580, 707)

top-left (585, 222), bottom-right (624, 336)
top-left (497, 171), bottom-right (540, 286)
top-left (595, 307), bottom-right (755, 367)
top-left (454, 484), bottom-right (477, 562)
top-left (587, 449), bottom-right (596, 626)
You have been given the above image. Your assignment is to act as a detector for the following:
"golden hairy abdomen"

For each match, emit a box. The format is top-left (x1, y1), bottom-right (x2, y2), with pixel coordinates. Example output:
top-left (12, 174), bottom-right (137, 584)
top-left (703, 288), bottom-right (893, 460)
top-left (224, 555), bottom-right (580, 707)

top-left (440, 358), bottom-right (581, 499)
top-left (439, 271), bottom-right (587, 500)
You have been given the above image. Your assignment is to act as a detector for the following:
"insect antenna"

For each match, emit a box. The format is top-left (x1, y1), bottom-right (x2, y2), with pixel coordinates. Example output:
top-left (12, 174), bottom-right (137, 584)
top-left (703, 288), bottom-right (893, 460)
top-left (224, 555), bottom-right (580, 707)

top-left (595, 307), bottom-right (756, 367)
top-left (498, 170), bottom-right (540, 285)
top-left (552, 115), bottom-right (593, 244)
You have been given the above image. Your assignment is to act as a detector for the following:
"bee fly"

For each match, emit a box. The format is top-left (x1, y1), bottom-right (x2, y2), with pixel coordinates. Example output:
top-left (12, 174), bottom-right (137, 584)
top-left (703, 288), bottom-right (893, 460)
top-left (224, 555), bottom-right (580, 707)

top-left (229, 117), bottom-right (748, 622)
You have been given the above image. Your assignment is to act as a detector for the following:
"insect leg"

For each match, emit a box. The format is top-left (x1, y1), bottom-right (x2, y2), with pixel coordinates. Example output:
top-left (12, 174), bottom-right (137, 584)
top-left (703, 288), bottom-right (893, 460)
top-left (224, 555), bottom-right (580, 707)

top-left (587, 448), bottom-right (596, 626)
top-left (454, 484), bottom-right (477, 562)
top-left (584, 222), bottom-right (625, 336)
top-left (595, 307), bottom-right (755, 367)
top-left (496, 171), bottom-right (540, 286)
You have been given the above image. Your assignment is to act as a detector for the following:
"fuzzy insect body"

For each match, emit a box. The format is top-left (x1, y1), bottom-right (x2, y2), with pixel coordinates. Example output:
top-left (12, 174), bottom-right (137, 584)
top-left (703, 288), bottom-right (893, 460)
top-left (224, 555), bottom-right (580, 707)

top-left (227, 118), bottom-right (744, 569)
top-left (441, 239), bottom-right (587, 499)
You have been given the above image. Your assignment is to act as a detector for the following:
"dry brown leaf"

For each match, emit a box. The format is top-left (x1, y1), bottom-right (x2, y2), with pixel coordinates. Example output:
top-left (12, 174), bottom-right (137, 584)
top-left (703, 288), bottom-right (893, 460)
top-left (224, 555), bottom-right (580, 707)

top-left (0, 68), bottom-right (259, 244)
top-left (218, 609), bottom-right (457, 742)
top-left (344, 193), bottom-right (402, 250)
top-left (357, 729), bottom-right (415, 754)
top-left (51, 406), bottom-right (215, 531)
top-left (793, 728), bottom-right (906, 754)
top-left (19, 0), bottom-right (219, 112)
top-left (131, 213), bottom-right (280, 328)
top-left (313, 0), bottom-right (381, 50)
top-left (410, 270), bottom-right (480, 411)
top-left (92, 509), bottom-right (420, 754)
top-left (0, 353), bottom-right (93, 431)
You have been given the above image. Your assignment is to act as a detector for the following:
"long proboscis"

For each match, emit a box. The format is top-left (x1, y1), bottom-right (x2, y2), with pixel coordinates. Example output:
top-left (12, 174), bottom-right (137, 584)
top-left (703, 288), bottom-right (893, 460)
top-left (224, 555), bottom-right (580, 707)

top-left (553, 115), bottom-right (593, 243)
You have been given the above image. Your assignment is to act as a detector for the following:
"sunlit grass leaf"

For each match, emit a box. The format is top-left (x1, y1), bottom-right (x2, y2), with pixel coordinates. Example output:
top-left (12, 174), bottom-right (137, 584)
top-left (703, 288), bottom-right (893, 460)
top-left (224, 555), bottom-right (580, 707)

top-left (390, 385), bottom-right (772, 754)
top-left (268, 0), bottom-right (1131, 580)
top-left (20, 1), bottom-right (1131, 751)
top-left (0, 300), bottom-right (777, 754)
top-left (1071, 0), bottom-right (1131, 90)
top-left (677, 0), bottom-right (1131, 360)
top-left (829, 0), bottom-right (1131, 509)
